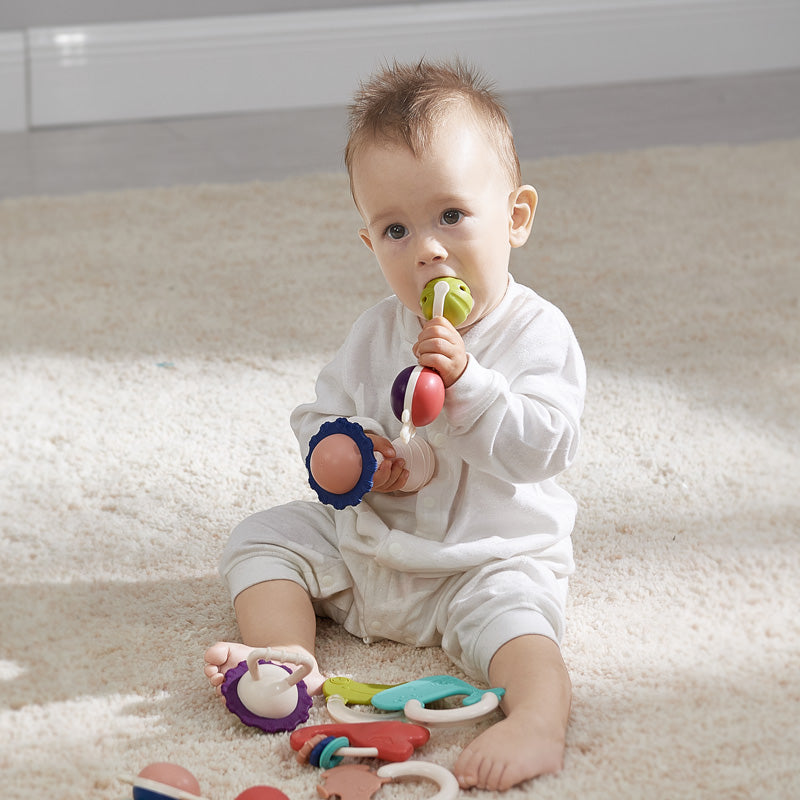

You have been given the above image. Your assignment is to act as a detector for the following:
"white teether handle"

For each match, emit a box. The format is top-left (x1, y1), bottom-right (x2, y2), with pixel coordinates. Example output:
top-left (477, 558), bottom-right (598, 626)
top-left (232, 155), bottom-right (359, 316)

top-left (372, 436), bottom-right (435, 494)
top-left (377, 761), bottom-right (459, 800)
top-left (334, 745), bottom-right (380, 758)
top-left (432, 280), bottom-right (450, 319)
top-left (246, 647), bottom-right (313, 688)
top-left (325, 694), bottom-right (404, 724)
top-left (402, 692), bottom-right (501, 727)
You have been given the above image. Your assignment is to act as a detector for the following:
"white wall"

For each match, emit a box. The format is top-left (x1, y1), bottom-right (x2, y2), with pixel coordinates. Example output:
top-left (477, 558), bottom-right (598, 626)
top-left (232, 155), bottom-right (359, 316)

top-left (0, 0), bottom-right (412, 30)
top-left (2, 0), bottom-right (799, 132)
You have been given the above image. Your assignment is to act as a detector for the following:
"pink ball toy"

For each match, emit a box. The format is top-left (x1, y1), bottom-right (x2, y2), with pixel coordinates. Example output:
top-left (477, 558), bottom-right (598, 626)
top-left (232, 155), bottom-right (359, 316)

top-left (234, 788), bottom-right (290, 800)
top-left (391, 366), bottom-right (445, 428)
top-left (132, 763), bottom-right (202, 799)
top-left (309, 433), bottom-right (364, 495)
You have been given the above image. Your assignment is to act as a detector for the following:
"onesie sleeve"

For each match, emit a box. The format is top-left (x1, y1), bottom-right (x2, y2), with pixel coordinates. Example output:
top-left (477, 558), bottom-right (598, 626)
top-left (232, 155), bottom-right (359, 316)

top-left (289, 307), bottom-right (390, 458)
top-left (442, 296), bottom-right (585, 483)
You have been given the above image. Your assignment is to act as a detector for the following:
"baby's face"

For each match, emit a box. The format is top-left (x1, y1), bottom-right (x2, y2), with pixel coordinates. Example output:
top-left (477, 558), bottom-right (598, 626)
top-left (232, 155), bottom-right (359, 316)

top-left (352, 110), bottom-right (528, 328)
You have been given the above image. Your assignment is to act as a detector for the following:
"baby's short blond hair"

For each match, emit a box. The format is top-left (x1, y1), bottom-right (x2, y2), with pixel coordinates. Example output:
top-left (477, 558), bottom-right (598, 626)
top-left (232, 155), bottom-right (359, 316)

top-left (345, 59), bottom-right (522, 192)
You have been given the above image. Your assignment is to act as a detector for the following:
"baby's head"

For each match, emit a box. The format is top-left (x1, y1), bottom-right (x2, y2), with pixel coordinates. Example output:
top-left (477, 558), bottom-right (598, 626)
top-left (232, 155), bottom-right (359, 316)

top-left (345, 59), bottom-right (521, 195)
top-left (345, 59), bottom-right (537, 327)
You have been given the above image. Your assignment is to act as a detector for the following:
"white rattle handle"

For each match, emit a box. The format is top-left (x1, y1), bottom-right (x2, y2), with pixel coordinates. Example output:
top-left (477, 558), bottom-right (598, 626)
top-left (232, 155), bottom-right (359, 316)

top-left (373, 436), bottom-right (435, 493)
top-left (392, 436), bottom-right (435, 492)
top-left (246, 647), bottom-right (313, 688)
top-left (432, 280), bottom-right (450, 319)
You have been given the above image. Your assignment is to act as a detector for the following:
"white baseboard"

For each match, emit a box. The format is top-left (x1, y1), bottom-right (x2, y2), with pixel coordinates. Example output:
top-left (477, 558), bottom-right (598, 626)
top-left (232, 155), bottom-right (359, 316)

top-left (0, 32), bottom-right (27, 132)
top-left (11, 0), bottom-right (800, 129)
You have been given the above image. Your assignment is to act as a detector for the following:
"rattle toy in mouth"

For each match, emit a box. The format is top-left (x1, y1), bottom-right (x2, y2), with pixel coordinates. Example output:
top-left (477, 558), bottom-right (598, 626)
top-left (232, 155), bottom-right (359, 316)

top-left (387, 276), bottom-right (473, 443)
top-left (305, 278), bottom-right (474, 508)
top-left (419, 277), bottom-right (474, 327)
top-left (220, 647), bottom-right (313, 733)
top-left (390, 277), bottom-right (472, 442)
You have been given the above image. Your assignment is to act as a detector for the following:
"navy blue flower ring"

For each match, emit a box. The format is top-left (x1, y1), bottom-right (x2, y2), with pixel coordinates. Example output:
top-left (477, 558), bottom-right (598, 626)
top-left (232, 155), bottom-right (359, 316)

top-left (305, 417), bottom-right (377, 510)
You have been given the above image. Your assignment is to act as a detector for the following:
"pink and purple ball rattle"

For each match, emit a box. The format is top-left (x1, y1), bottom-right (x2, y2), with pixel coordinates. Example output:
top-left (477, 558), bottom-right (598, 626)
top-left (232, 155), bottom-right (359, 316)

top-left (306, 278), bottom-right (473, 509)
top-left (126, 762), bottom-right (290, 800)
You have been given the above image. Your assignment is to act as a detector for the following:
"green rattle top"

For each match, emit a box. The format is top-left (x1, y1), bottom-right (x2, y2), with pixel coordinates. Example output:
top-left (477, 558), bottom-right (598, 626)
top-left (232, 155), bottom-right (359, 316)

top-left (419, 277), bottom-right (474, 327)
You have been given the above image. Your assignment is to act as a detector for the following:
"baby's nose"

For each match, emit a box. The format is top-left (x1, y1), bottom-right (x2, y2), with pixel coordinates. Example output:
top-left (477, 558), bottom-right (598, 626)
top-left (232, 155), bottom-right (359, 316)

top-left (416, 235), bottom-right (447, 266)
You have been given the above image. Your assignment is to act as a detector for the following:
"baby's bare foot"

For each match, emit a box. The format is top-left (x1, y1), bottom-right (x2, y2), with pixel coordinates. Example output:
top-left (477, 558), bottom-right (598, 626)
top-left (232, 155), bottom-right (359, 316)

top-left (203, 642), bottom-right (325, 696)
top-left (453, 714), bottom-right (564, 791)
top-left (203, 642), bottom-right (255, 692)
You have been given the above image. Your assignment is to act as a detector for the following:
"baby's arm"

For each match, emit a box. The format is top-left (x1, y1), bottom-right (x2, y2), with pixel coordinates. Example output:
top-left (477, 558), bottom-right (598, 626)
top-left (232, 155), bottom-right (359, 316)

top-left (438, 306), bottom-right (585, 484)
top-left (290, 322), bottom-right (383, 456)
top-left (412, 311), bottom-right (581, 483)
top-left (290, 311), bottom-right (410, 493)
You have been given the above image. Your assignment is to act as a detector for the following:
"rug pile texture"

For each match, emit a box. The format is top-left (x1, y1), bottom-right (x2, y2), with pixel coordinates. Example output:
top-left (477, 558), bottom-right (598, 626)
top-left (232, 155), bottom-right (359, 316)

top-left (1, 139), bottom-right (798, 799)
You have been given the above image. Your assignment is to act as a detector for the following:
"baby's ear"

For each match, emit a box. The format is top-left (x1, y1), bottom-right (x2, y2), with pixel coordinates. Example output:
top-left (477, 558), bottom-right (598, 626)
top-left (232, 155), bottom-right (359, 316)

top-left (509, 185), bottom-right (538, 248)
top-left (359, 227), bottom-right (375, 253)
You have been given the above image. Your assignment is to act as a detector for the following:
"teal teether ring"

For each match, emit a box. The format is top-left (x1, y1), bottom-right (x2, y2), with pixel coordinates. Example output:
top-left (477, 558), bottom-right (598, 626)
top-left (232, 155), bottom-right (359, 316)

top-left (371, 675), bottom-right (505, 727)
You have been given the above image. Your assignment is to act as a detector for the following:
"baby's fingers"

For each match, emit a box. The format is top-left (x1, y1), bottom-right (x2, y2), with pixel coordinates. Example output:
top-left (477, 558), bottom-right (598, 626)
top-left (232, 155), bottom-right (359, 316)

top-left (371, 457), bottom-right (408, 493)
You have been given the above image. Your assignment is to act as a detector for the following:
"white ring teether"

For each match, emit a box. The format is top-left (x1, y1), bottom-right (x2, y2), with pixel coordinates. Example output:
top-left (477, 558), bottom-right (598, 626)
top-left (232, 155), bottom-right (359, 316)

top-left (402, 691), bottom-right (501, 727)
top-left (377, 761), bottom-right (459, 800)
top-left (325, 695), bottom-right (404, 724)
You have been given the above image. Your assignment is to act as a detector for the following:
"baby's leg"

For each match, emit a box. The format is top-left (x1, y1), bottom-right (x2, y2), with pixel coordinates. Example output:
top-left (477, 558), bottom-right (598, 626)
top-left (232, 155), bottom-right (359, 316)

top-left (204, 579), bottom-right (326, 695)
top-left (453, 634), bottom-right (570, 791)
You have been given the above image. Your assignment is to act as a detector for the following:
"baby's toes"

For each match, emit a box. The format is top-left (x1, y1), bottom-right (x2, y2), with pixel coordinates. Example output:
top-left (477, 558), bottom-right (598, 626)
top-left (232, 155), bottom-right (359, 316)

top-left (203, 641), bottom-right (231, 668)
top-left (206, 669), bottom-right (225, 688)
top-left (204, 662), bottom-right (219, 679)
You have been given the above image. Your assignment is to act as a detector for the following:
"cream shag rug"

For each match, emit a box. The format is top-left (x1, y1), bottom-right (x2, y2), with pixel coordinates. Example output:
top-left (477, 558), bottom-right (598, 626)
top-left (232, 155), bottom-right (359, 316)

top-left (1, 140), bottom-right (798, 800)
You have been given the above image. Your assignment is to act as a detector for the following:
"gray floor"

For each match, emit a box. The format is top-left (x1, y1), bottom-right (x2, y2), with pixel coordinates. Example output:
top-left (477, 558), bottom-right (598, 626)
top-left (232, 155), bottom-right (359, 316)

top-left (1, 69), bottom-right (799, 198)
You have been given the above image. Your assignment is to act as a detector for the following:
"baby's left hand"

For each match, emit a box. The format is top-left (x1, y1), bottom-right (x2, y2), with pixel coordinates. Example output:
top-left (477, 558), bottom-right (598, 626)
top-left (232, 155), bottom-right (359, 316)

top-left (413, 317), bottom-right (468, 388)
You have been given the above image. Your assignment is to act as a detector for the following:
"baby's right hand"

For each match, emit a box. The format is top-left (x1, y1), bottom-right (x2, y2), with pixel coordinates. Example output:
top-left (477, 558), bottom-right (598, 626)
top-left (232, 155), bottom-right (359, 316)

top-left (366, 434), bottom-right (408, 493)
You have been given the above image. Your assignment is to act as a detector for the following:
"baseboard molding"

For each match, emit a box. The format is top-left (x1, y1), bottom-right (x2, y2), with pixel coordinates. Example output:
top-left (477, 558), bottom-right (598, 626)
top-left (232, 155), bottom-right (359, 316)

top-left (0, 32), bottom-right (27, 132)
top-left (12, 0), bottom-right (800, 129)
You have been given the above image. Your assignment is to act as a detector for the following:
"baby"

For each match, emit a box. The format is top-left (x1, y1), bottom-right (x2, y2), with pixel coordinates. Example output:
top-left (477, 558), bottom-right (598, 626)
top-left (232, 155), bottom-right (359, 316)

top-left (205, 60), bottom-right (586, 791)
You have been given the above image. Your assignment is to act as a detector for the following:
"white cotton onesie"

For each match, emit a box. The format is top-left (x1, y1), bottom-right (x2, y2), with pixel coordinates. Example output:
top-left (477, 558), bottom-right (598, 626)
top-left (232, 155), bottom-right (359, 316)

top-left (220, 276), bottom-right (586, 681)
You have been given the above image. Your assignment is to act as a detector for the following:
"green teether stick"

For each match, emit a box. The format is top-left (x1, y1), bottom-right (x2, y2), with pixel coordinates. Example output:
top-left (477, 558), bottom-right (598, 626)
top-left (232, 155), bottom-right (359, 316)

top-left (322, 677), bottom-right (401, 705)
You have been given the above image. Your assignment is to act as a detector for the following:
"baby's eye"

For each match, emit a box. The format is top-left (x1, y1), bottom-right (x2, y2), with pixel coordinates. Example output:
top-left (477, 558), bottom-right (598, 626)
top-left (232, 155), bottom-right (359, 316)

top-left (386, 224), bottom-right (407, 240)
top-left (441, 209), bottom-right (463, 225)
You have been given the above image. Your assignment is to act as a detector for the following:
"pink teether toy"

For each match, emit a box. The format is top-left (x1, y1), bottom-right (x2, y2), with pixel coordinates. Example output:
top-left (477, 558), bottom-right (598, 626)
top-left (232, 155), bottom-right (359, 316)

top-left (306, 418), bottom-right (434, 509)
